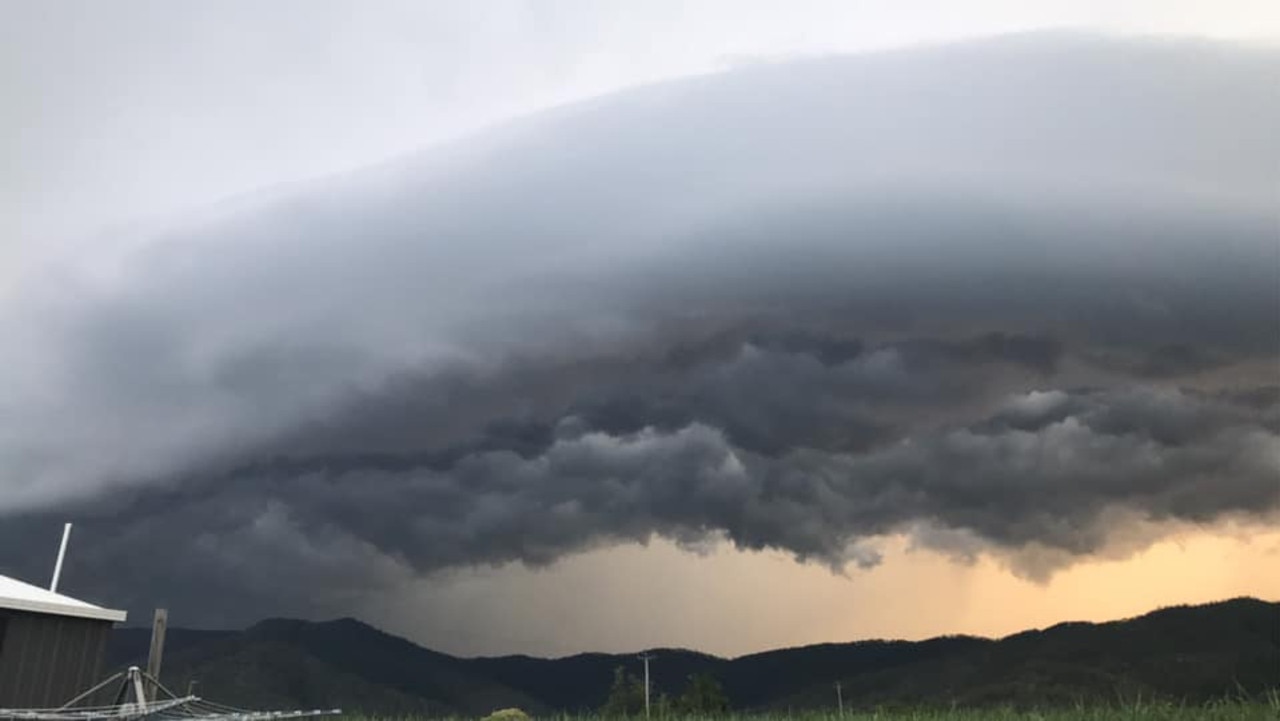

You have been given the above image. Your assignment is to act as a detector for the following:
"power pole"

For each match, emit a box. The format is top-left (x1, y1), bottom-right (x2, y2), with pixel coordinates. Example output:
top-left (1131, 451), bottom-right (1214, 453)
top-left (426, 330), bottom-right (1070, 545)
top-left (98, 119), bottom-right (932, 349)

top-left (638, 653), bottom-right (655, 717)
top-left (835, 681), bottom-right (843, 714)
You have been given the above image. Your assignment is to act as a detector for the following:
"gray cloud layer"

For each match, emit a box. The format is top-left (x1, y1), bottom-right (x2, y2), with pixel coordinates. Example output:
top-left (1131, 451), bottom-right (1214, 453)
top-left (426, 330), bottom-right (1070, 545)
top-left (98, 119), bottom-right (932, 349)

top-left (1, 33), bottom-right (1277, 627)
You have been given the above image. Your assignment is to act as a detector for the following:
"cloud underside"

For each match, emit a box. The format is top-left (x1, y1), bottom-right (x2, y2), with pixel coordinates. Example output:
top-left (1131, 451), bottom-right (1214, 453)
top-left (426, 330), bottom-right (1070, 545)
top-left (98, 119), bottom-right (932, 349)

top-left (1, 34), bottom-right (1277, 624)
top-left (12, 325), bottom-right (1279, 622)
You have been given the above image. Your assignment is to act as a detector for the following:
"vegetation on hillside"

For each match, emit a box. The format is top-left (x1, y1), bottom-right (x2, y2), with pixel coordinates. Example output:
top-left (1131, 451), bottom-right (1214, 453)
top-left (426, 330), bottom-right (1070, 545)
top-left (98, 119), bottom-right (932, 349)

top-left (105, 598), bottom-right (1280, 716)
top-left (601, 668), bottom-right (729, 716)
top-left (343, 698), bottom-right (1280, 721)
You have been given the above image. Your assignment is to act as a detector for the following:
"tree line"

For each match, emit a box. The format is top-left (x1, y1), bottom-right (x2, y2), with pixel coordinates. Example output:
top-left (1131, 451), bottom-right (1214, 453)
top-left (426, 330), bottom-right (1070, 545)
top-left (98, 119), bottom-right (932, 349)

top-left (601, 666), bottom-right (729, 716)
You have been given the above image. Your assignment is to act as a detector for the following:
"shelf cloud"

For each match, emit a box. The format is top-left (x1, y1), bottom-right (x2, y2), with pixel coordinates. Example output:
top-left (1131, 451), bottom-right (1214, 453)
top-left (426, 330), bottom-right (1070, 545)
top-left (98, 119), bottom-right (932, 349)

top-left (1, 33), bottom-right (1276, 629)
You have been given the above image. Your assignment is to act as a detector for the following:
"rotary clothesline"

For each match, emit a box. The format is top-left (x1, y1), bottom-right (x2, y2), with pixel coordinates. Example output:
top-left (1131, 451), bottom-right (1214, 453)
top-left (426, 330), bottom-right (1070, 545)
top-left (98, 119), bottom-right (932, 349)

top-left (0, 667), bottom-right (340, 721)
top-left (1, 702), bottom-right (341, 721)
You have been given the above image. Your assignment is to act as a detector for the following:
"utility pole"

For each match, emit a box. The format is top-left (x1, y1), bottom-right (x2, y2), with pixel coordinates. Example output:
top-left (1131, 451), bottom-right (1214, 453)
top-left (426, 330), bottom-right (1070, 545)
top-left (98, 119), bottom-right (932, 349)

top-left (146, 608), bottom-right (168, 700)
top-left (638, 653), bottom-right (655, 718)
top-left (835, 681), bottom-right (843, 714)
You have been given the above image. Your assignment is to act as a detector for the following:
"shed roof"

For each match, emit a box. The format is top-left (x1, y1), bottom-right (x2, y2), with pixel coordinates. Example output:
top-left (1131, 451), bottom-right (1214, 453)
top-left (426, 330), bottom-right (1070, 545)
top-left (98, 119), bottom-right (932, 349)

top-left (0, 573), bottom-right (127, 623)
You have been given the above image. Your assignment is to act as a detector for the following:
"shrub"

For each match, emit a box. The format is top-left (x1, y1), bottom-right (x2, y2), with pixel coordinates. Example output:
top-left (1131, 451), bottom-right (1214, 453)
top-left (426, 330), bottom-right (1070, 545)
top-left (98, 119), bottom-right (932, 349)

top-left (481, 707), bottom-right (531, 721)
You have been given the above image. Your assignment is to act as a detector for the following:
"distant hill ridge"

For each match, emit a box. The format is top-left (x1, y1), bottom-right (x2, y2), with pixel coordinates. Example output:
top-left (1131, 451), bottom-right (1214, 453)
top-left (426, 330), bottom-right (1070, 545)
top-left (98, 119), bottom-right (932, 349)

top-left (106, 597), bottom-right (1280, 714)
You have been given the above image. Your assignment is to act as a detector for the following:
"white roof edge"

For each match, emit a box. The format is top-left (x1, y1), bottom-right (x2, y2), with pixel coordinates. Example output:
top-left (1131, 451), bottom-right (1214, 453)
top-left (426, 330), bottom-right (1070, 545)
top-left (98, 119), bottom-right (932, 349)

top-left (0, 574), bottom-right (128, 623)
top-left (0, 595), bottom-right (128, 623)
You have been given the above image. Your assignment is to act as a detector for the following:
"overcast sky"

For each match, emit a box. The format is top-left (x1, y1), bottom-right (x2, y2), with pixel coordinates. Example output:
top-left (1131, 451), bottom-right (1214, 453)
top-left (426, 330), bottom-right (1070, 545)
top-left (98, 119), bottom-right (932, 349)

top-left (2, 2), bottom-right (1279, 657)
top-left (3, 0), bottom-right (1279, 282)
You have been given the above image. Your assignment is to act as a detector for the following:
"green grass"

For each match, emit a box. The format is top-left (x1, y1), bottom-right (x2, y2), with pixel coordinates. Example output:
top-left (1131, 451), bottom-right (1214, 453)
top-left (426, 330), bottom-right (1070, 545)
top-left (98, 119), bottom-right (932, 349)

top-left (341, 699), bottom-right (1280, 721)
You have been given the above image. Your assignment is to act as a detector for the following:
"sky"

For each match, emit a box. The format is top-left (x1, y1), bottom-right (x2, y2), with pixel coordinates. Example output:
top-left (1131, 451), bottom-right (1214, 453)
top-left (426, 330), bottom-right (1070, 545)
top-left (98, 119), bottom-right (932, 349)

top-left (1, 1), bottom-right (1279, 657)
top-left (5, 0), bottom-right (1280, 280)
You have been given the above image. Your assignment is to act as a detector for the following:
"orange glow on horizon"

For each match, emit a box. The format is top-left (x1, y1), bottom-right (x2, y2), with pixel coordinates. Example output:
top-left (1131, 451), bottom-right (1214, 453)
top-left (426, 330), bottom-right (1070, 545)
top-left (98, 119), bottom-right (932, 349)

top-left (367, 525), bottom-right (1280, 657)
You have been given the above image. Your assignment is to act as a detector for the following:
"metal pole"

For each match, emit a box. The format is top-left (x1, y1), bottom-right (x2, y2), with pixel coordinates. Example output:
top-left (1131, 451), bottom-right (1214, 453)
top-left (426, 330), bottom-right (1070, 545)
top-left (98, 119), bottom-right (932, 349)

top-left (58, 671), bottom-right (124, 710)
top-left (638, 653), bottom-right (654, 717)
top-left (50, 523), bottom-right (72, 592)
top-left (835, 681), bottom-right (843, 714)
top-left (129, 667), bottom-right (148, 713)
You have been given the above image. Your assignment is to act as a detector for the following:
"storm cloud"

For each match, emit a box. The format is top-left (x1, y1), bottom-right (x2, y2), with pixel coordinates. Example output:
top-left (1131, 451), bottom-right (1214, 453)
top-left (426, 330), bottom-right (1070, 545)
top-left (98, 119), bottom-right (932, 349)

top-left (1, 33), bottom-right (1277, 627)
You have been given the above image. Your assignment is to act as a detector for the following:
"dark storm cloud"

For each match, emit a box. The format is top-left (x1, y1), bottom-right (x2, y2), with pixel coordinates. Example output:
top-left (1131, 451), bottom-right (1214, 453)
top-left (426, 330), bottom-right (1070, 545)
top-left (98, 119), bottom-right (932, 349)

top-left (3, 385), bottom-right (1275, 624)
top-left (1, 34), bottom-right (1277, 624)
top-left (276, 329), bottom-right (1061, 461)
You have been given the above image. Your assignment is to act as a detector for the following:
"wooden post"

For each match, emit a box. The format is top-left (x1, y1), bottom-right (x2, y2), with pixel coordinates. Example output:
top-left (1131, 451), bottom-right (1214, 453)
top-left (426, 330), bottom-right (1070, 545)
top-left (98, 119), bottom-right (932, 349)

top-left (145, 608), bottom-right (168, 700)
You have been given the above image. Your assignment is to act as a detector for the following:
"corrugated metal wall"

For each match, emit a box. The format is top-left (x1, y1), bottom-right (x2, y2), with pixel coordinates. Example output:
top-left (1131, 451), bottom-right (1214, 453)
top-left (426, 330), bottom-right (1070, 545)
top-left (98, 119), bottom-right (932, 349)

top-left (0, 609), bottom-right (112, 708)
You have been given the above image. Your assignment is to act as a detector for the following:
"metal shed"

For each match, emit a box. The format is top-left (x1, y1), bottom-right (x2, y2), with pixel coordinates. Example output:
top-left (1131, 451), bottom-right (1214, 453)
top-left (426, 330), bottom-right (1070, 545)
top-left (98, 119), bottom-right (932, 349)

top-left (0, 573), bottom-right (127, 708)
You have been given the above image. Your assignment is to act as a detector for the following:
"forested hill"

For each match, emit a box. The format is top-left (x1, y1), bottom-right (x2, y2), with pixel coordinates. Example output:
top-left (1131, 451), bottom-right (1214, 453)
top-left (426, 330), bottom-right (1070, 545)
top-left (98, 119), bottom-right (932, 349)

top-left (105, 597), bottom-right (1280, 714)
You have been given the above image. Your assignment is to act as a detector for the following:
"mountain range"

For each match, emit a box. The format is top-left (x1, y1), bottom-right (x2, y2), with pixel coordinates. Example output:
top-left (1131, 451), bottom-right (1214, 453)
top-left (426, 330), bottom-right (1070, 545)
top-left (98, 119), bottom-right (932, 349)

top-left (104, 597), bottom-right (1280, 714)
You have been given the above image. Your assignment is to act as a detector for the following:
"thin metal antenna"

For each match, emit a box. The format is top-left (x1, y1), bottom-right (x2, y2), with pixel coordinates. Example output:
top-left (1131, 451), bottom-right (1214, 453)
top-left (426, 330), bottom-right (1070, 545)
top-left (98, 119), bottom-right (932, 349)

top-left (637, 653), bottom-right (655, 717)
top-left (50, 522), bottom-right (72, 592)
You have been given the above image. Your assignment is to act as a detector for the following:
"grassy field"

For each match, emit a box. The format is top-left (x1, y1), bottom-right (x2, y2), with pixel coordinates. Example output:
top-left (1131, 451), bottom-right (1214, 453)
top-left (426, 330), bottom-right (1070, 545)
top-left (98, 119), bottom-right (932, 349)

top-left (342, 701), bottom-right (1280, 721)
top-left (339, 714), bottom-right (1279, 721)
